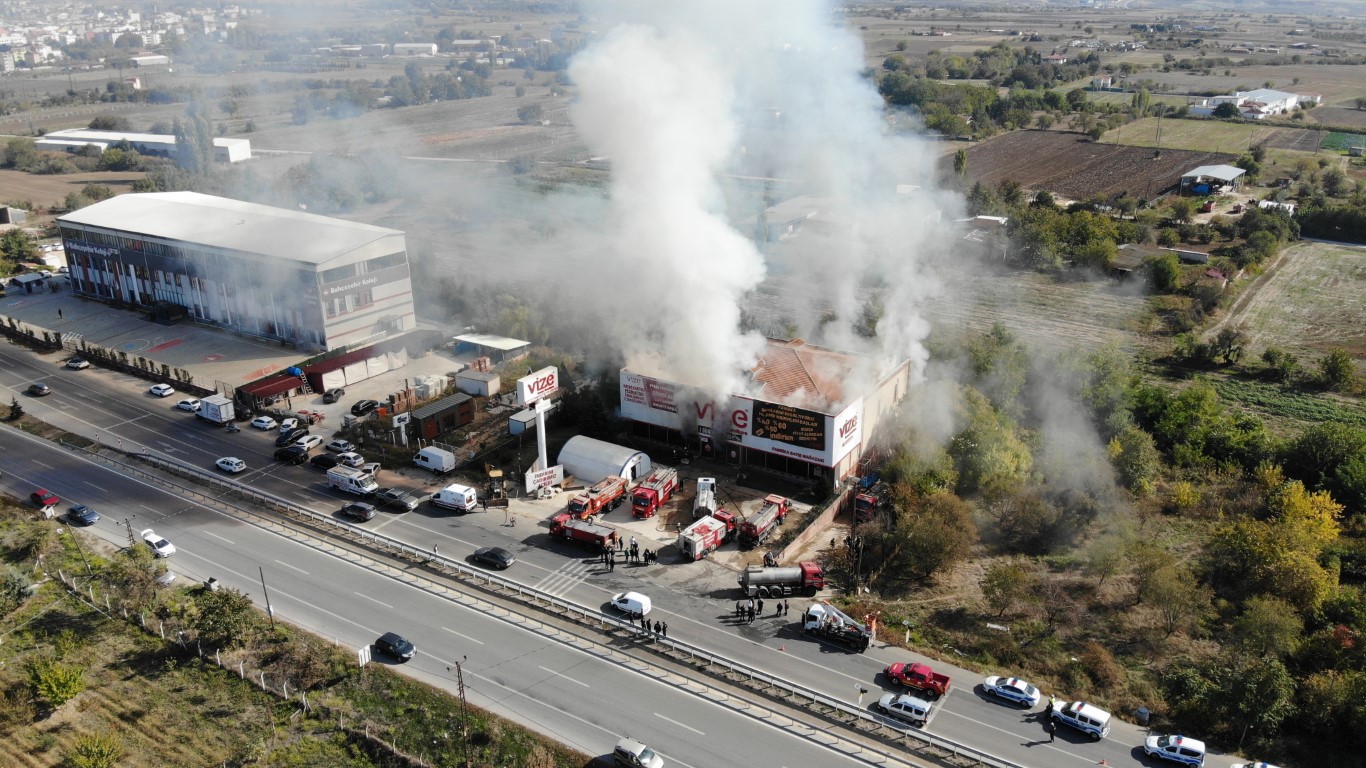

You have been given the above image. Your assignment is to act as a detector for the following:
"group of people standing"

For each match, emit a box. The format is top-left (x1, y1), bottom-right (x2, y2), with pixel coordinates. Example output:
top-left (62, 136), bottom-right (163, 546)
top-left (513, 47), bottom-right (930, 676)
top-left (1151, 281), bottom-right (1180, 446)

top-left (626, 612), bottom-right (668, 638)
top-left (734, 597), bottom-right (790, 624)
top-left (599, 536), bottom-right (658, 570)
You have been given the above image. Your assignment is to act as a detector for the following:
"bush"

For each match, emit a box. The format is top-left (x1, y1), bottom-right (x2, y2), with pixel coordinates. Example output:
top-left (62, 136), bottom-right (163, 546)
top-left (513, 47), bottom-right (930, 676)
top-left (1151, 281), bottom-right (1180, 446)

top-left (28, 659), bottom-right (85, 709)
top-left (63, 733), bottom-right (124, 768)
top-left (0, 567), bottom-right (32, 616)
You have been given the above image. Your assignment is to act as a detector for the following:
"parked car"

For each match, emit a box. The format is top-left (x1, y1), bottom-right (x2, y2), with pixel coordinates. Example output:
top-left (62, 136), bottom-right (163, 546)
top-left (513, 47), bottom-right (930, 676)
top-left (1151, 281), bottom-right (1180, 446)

top-left (323, 387), bottom-right (345, 403)
top-left (250, 415), bottom-right (278, 430)
top-left (215, 457), bottom-right (247, 474)
top-left (336, 451), bottom-right (365, 468)
top-left (30, 489), bottom-right (59, 508)
top-left (27, 382), bottom-right (52, 396)
top-left (310, 454), bottom-right (340, 471)
top-left (357, 462), bottom-right (382, 478)
top-left (278, 418), bottom-right (300, 432)
top-left (1052, 701), bottom-right (1112, 740)
top-left (149, 383), bottom-right (176, 397)
top-left (611, 592), bottom-right (651, 618)
top-left (473, 546), bottom-right (516, 570)
top-left (374, 632), bottom-right (414, 661)
top-left (65, 357), bottom-right (90, 370)
top-left (274, 446), bottom-right (309, 465)
top-left (275, 428), bottom-right (309, 447)
top-left (1144, 735), bottom-right (1206, 766)
top-left (875, 692), bottom-right (934, 727)
top-left (375, 488), bottom-right (419, 511)
top-left (350, 399), bottom-right (380, 417)
top-left (325, 439), bottom-right (356, 453)
top-left (176, 398), bottom-right (201, 412)
top-left (1231, 763), bottom-right (1281, 768)
top-left (982, 676), bottom-right (1042, 709)
top-left (295, 435), bottom-right (324, 451)
top-left (68, 504), bottom-right (100, 525)
top-left (140, 528), bottom-right (176, 557)
top-left (339, 502), bottom-right (376, 522)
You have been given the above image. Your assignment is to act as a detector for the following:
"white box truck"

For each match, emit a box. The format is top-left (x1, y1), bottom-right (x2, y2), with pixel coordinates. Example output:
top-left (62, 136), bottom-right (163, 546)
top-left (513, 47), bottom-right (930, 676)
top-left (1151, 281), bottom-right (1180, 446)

top-left (431, 483), bottom-right (478, 512)
top-left (327, 467), bottom-right (379, 496)
top-left (414, 446), bottom-right (456, 473)
top-left (197, 394), bottom-right (235, 425)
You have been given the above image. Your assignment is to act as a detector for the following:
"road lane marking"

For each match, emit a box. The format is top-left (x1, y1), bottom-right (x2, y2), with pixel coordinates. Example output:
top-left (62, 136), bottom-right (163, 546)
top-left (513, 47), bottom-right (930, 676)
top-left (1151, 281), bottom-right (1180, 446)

top-left (441, 627), bottom-right (485, 645)
top-left (204, 531), bottom-right (234, 544)
top-left (274, 559), bottom-right (308, 575)
top-left (354, 592), bottom-right (393, 608)
top-left (537, 665), bottom-right (590, 688)
top-left (84, 481), bottom-right (109, 493)
top-left (654, 712), bottom-right (704, 735)
top-left (33, 460), bottom-right (53, 469)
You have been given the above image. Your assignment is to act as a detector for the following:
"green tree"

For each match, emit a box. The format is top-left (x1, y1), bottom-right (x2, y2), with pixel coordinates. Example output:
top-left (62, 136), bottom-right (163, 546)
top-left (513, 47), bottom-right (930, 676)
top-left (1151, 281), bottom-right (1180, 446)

top-left (1143, 565), bottom-right (1213, 636)
top-left (1231, 595), bottom-right (1302, 658)
top-left (980, 560), bottom-right (1038, 617)
top-left (1213, 102), bottom-right (1241, 118)
top-left (1243, 230), bottom-right (1278, 263)
top-left (1260, 346), bottom-right (1301, 383)
top-left (1156, 227), bottom-right (1180, 248)
top-left (63, 733), bottom-right (125, 768)
top-left (1209, 326), bottom-right (1249, 365)
top-left (516, 102), bottom-right (543, 124)
top-left (1164, 652), bottom-right (1295, 745)
top-left (88, 115), bottom-right (131, 131)
top-left (1147, 251), bottom-right (1180, 291)
top-left (0, 567), bottom-right (32, 616)
top-left (1319, 348), bottom-right (1356, 391)
top-left (948, 387), bottom-right (1033, 497)
top-left (28, 658), bottom-right (85, 709)
top-left (0, 228), bottom-right (38, 262)
top-left (1084, 534), bottom-right (1130, 585)
top-left (1108, 424), bottom-right (1161, 494)
top-left (953, 148), bottom-right (968, 178)
top-left (1170, 197), bottom-right (1196, 224)
top-left (186, 587), bottom-right (261, 648)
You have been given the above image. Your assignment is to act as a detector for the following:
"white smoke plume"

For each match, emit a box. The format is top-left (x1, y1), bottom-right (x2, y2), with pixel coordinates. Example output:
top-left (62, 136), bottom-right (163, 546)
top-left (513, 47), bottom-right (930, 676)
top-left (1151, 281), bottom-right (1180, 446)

top-left (568, 0), bottom-right (957, 403)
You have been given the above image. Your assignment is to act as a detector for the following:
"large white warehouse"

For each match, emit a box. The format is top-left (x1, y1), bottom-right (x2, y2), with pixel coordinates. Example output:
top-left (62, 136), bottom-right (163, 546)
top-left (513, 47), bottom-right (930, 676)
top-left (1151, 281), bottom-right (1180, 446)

top-left (57, 192), bottom-right (416, 351)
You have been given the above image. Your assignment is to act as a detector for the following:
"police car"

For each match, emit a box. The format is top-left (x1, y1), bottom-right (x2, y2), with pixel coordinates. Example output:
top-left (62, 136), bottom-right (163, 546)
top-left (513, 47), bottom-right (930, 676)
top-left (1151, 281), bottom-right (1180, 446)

top-left (1052, 701), bottom-right (1112, 740)
top-left (1144, 734), bottom-right (1206, 766)
top-left (982, 676), bottom-right (1042, 708)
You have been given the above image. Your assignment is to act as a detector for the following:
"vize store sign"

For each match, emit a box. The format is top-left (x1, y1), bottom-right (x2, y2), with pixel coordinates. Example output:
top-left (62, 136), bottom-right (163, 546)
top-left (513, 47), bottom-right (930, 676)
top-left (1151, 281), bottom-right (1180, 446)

top-left (517, 367), bottom-right (559, 406)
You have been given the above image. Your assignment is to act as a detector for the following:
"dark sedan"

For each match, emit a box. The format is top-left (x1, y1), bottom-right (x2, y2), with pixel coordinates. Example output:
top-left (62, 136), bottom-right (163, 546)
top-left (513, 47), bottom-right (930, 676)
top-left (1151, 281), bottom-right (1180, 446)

top-left (274, 428), bottom-right (309, 447)
top-left (374, 632), bottom-right (414, 661)
top-left (27, 382), bottom-right (52, 396)
top-left (274, 446), bottom-right (309, 465)
top-left (350, 399), bottom-right (380, 417)
top-left (310, 454), bottom-right (340, 471)
top-left (322, 387), bottom-right (345, 404)
top-left (472, 546), bottom-right (516, 570)
top-left (68, 504), bottom-right (100, 525)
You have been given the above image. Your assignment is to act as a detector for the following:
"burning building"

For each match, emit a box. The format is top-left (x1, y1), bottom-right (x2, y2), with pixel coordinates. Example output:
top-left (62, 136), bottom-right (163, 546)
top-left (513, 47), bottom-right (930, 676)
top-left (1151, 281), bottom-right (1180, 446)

top-left (619, 338), bottom-right (910, 487)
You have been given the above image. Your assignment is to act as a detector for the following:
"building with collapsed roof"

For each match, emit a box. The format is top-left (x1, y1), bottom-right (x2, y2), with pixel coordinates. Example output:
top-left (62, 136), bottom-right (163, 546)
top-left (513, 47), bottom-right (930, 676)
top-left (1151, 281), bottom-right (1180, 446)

top-left (619, 338), bottom-right (911, 487)
top-left (56, 192), bottom-right (415, 351)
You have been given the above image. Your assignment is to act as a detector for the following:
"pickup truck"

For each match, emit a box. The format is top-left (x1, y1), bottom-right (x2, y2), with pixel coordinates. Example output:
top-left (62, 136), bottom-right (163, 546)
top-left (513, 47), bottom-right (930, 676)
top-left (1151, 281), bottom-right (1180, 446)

top-left (884, 661), bottom-right (952, 698)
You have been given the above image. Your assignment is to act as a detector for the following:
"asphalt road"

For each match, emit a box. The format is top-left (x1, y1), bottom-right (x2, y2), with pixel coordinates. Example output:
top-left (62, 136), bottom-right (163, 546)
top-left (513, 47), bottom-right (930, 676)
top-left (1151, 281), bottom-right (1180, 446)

top-left (0, 343), bottom-right (1248, 768)
top-left (0, 426), bottom-right (888, 768)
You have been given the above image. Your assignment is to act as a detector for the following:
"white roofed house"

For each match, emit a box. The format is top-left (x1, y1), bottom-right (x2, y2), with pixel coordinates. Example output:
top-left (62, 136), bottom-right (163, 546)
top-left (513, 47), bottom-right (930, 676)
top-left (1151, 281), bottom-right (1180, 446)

top-left (1180, 165), bottom-right (1246, 195)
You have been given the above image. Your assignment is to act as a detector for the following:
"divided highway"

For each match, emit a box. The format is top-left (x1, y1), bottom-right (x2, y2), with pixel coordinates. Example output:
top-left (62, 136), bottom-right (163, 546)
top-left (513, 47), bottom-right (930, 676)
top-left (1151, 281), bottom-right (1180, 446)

top-left (0, 342), bottom-right (1243, 768)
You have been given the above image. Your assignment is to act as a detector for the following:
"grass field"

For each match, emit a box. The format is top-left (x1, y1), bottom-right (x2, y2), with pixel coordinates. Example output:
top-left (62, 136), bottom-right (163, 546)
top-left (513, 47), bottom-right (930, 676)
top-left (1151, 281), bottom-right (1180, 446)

top-left (1103, 117), bottom-right (1325, 154)
top-left (1217, 240), bottom-right (1366, 365)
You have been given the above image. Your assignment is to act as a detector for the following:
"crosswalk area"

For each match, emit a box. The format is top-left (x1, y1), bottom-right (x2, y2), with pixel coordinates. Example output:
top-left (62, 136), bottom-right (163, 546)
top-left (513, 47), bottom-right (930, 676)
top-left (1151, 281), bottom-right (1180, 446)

top-left (534, 558), bottom-right (599, 596)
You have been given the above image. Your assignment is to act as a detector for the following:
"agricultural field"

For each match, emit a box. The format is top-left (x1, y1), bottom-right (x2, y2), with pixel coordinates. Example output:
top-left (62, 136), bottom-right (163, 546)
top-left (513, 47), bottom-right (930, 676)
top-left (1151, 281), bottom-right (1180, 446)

top-left (1311, 106), bottom-right (1366, 130)
top-left (0, 169), bottom-right (145, 210)
top-left (1216, 240), bottom-right (1366, 365)
top-left (952, 129), bottom-right (1235, 201)
top-left (1104, 117), bottom-right (1327, 153)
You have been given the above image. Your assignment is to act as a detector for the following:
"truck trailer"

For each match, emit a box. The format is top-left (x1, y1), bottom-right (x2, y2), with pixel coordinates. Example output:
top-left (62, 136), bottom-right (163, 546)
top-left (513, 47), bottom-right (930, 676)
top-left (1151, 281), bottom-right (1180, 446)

top-left (737, 561), bottom-right (824, 597)
top-left (631, 466), bottom-right (679, 518)
top-left (549, 512), bottom-right (620, 550)
top-left (802, 600), bottom-right (872, 652)
top-left (567, 475), bottom-right (628, 519)
top-left (676, 510), bottom-right (738, 561)
top-left (738, 494), bottom-right (790, 549)
top-left (326, 467), bottom-right (379, 496)
top-left (692, 477), bottom-right (718, 519)
top-left (197, 394), bottom-right (235, 426)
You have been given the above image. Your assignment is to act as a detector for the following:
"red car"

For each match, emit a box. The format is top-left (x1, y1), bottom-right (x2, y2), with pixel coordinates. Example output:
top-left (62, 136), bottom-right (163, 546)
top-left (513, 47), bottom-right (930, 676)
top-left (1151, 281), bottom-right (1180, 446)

top-left (30, 489), bottom-right (60, 508)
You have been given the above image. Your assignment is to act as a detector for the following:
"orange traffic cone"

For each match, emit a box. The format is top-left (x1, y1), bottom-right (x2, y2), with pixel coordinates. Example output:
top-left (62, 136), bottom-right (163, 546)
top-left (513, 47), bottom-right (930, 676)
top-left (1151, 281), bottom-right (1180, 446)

top-left (778, 645), bottom-right (786, 652)
top-left (1099, 761), bottom-right (1108, 766)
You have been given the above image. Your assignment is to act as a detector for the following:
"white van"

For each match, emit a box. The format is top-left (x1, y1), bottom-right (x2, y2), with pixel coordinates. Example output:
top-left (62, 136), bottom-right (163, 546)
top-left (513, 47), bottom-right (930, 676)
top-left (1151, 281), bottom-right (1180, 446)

top-left (1053, 701), bottom-right (1112, 740)
top-left (431, 483), bottom-right (477, 512)
top-left (414, 446), bottom-right (456, 473)
top-left (614, 737), bottom-right (663, 768)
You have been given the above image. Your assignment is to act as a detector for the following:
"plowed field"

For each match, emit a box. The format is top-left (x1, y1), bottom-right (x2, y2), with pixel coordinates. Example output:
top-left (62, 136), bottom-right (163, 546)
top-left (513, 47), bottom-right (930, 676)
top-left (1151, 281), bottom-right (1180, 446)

top-left (953, 130), bottom-right (1236, 201)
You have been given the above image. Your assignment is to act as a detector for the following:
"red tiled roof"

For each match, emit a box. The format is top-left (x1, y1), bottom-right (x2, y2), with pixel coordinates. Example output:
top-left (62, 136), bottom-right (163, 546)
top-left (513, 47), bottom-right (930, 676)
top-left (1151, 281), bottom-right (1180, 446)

top-left (751, 339), bottom-right (858, 411)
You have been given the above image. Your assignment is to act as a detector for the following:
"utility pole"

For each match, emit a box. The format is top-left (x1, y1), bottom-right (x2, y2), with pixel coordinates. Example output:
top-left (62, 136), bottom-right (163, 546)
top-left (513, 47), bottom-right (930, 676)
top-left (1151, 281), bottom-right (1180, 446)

top-left (259, 566), bottom-right (275, 629)
top-left (448, 659), bottom-right (472, 767)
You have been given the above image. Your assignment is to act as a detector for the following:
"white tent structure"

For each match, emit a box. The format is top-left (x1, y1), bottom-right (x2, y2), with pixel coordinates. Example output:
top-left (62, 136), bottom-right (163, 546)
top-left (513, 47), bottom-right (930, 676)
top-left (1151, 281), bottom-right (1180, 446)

top-left (557, 436), bottom-right (651, 484)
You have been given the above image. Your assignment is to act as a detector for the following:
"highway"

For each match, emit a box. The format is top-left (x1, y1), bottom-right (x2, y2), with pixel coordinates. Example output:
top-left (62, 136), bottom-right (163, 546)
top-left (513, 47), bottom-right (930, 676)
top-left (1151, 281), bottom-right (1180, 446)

top-left (0, 426), bottom-right (884, 768)
top-left (0, 342), bottom-right (1245, 768)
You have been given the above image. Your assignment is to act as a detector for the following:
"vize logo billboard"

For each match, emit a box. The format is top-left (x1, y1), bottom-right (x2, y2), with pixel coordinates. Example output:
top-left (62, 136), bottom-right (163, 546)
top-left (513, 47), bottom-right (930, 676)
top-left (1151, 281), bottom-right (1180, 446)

top-left (517, 367), bottom-right (559, 406)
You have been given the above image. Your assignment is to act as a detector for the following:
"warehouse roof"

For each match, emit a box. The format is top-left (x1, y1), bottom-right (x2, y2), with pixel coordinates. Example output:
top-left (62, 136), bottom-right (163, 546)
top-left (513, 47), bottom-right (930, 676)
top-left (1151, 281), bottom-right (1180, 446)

top-left (1182, 165), bottom-right (1246, 183)
top-left (452, 332), bottom-right (530, 351)
top-left (750, 338), bottom-right (859, 412)
top-left (411, 392), bottom-right (472, 421)
top-left (58, 192), bottom-right (404, 265)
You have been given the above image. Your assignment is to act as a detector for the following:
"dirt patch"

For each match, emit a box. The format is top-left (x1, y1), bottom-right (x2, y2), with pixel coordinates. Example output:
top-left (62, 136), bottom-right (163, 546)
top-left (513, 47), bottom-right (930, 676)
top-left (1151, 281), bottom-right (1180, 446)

top-left (1312, 107), bottom-right (1366, 130)
top-left (950, 130), bottom-right (1236, 201)
top-left (0, 169), bottom-right (145, 211)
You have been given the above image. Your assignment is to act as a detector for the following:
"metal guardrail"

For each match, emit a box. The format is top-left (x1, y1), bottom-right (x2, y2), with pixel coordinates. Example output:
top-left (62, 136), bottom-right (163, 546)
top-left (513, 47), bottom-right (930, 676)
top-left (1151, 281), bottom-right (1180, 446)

top-left (73, 443), bottom-right (1027, 768)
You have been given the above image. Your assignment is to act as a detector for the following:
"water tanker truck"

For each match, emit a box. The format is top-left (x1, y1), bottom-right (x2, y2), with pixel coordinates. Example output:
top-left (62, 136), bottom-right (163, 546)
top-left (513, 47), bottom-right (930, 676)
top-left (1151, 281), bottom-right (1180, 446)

top-left (737, 562), bottom-right (824, 598)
